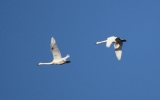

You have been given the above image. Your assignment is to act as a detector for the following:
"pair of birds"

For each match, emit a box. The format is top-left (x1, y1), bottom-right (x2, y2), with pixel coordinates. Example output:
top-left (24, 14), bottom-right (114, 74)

top-left (38, 36), bottom-right (126, 66)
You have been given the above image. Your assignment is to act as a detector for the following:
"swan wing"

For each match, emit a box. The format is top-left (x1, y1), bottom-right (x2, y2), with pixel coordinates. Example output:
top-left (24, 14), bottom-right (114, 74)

top-left (114, 42), bottom-right (123, 60)
top-left (50, 37), bottom-right (62, 60)
top-left (106, 36), bottom-right (117, 47)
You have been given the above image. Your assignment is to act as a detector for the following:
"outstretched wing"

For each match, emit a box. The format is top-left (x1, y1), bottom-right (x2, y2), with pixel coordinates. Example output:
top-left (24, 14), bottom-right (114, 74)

top-left (106, 36), bottom-right (117, 47)
top-left (114, 42), bottom-right (123, 60)
top-left (50, 37), bottom-right (62, 60)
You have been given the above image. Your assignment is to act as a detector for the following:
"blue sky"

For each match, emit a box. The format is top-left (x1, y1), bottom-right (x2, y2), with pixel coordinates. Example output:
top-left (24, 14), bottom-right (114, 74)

top-left (1, 0), bottom-right (160, 100)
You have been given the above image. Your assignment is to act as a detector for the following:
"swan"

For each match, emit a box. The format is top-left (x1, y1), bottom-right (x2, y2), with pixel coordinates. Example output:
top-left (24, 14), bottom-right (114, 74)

top-left (38, 37), bottom-right (70, 66)
top-left (95, 36), bottom-right (126, 60)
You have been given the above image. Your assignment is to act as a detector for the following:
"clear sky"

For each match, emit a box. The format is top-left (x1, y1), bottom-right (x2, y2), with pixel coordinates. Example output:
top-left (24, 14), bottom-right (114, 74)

top-left (1, 0), bottom-right (160, 100)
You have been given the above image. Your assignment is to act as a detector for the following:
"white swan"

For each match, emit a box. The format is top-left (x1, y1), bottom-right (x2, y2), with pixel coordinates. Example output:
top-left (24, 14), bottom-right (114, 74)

top-left (96, 36), bottom-right (126, 60)
top-left (38, 37), bottom-right (70, 66)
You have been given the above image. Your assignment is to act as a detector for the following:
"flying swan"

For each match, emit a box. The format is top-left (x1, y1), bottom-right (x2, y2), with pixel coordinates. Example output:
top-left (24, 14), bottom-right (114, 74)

top-left (38, 37), bottom-right (70, 65)
top-left (95, 36), bottom-right (126, 60)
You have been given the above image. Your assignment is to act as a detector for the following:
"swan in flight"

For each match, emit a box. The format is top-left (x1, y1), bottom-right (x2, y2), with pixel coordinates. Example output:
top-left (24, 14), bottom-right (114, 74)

top-left (95, 36), bottom-right (126, 60)
top-left (38, 37), bottom-right (70, 66)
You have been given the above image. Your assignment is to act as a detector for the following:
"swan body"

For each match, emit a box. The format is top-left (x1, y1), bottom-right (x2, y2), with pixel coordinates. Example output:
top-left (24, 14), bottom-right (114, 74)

top-left (96, 36), bottom-right (126, 60)
top-left (38, 37), bottom-right (70, 66)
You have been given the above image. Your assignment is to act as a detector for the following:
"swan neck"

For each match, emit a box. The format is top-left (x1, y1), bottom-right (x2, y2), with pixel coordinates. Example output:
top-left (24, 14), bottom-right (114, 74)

top-left (38, 62), bottom-right (53, 65)
top-left (96, 40), bottom-right (107, 44)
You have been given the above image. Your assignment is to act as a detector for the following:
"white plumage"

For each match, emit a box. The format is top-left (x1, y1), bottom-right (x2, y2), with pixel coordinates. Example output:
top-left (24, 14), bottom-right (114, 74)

top-left (96, 36), bottom-right (126, 60)
top-left (38, 37), bottom-right (70, 66)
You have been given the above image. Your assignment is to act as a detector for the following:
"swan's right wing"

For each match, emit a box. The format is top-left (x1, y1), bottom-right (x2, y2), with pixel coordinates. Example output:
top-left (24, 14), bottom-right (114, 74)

top-left (106, 36), bottom-right (117, 47)
top-left (114, 42), bottom-right (123, 60)
top-left (50, 37), bottom-right (62, 60)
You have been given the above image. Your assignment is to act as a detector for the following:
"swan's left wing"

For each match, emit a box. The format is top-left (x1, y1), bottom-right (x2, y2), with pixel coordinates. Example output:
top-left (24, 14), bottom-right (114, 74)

top-left (114, 42), bottom-right (123, 60)
top-left (50, 37), bottom-right (62, 60)
top-left (106, 36), bottom-right (117, 47)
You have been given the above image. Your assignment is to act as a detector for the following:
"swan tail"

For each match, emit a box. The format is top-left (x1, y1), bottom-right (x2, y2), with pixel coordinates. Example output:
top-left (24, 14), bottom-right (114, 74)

top-left (63, 54), bottom-right (70, 60)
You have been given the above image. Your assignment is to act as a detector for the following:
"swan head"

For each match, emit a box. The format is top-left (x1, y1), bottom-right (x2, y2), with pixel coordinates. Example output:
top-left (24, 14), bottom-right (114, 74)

top-left (37, 63), bottom-right (41, 66)
top-left (95, 42), bottom-right (101, 44)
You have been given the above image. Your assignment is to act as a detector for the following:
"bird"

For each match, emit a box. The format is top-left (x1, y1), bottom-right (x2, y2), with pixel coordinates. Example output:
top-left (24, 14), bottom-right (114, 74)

top-left (38, 37), bottom-right (70, 66)
top-left (95, 36), bottom-right (126, 60)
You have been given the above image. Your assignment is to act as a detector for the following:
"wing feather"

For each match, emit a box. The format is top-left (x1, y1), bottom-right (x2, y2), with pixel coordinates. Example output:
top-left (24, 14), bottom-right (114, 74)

top-left (106, 36), bottom-right (117, 47)
top-left (50, 37), bottom-right (62, 60)
top-left (114, 42), bottom-right (123, 60)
